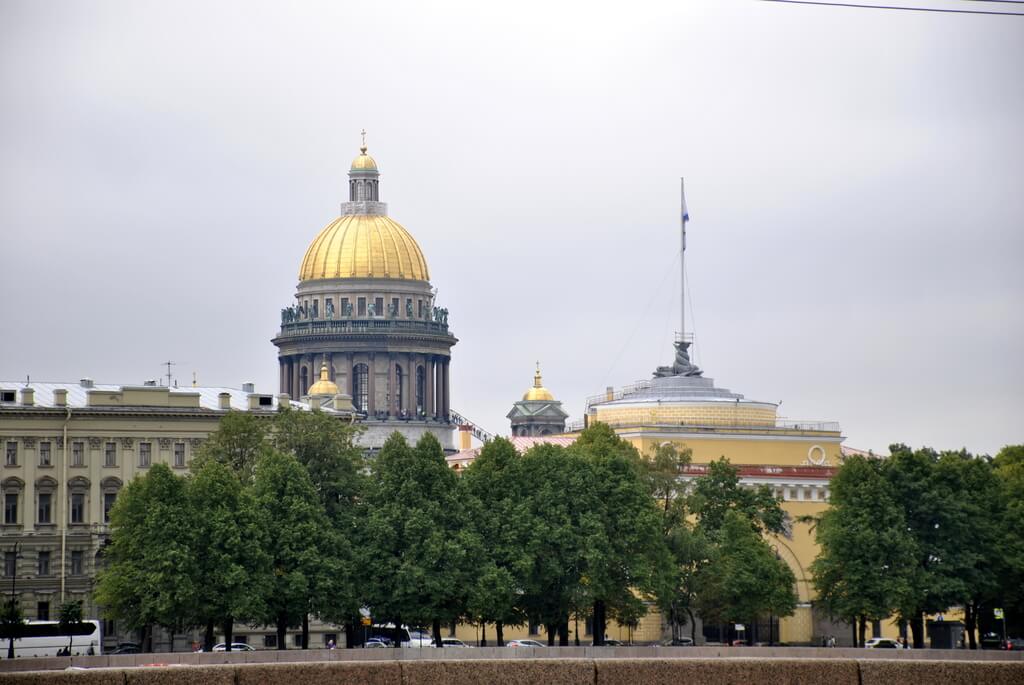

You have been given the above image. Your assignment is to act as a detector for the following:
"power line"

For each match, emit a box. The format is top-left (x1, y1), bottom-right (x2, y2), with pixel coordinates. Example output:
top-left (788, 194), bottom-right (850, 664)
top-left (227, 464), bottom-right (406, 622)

top-left (759, 0), bottom-right (1024, 15)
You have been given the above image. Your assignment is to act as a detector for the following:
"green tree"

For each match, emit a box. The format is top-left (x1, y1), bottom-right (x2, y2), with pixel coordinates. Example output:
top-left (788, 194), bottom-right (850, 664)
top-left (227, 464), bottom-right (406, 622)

top-left (94, 464), bottom-right (197, 651)
top-left (694, 510), bottom-right (797, 642)
top-left (251, 448), bottom-right (336, 650)
top-left (362, 432), bottom-right (471, 647)
top-left (689, 457), bottom-right (785, 536)
top-left (57, 600), bottom-right (84, 654)
top-left (995, 445), bottom-right (1024, 638)
top-left (462, 437), bottom-right (529, 645)
top-left (568, 423), bottom-right (671, 646)
top-left (273, 408), bottom-right (365, 645)
top-left (810, 455), bottom-right (916, 646)
top-left (1, 596), bottom-right (24, 659)
top-left (193, 411), bottom-right (270, 482)
top-left (189, 459), bottom-right (269, 651)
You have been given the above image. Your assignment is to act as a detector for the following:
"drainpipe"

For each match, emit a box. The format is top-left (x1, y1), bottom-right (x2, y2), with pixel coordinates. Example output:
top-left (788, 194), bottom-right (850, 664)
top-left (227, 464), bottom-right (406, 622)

top-left (61, 407), bottom-right (71, 603)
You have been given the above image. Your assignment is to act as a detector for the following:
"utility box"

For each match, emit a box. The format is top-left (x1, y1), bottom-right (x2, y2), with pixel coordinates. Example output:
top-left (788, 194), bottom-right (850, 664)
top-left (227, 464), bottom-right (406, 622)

top-left (927, 620), bottom-right (964, 649)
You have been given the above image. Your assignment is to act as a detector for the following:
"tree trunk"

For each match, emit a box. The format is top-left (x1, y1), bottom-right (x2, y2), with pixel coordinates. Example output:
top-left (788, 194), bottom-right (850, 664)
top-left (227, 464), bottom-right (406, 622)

top-left (480, 623), bottom-right (487, 647)
top-left (751, 616), bottom-right (758, 645)
top-left (858, 616), bottom-right (867, 647)
top-left (910, 614), bottom-right (924, 649)
top-left (301, 613), bottom-right (309, 649)
top-left (965, 602), bottom-right (977, 649)
top-left (686, 608), bottom-right (697, 644)
top-left (575, 616), bottom-right (580, 646)
top-left (432, 618), bottom-right (443, 648)
top-left (496, 621), bottom-right (504, 647)
top-left (592, 600), bottom-right (606, 646)
top-left (204, 620), bottom-right (215, 652)
top-left (546, 623), bottom-right (556, 646)
top-left (344, 620), bottom-right (356, 649)
top-left (222, 618), bottom-right (233, 651)
top-left (558, 620), bottom-right (569, 646)
top-left (276, 612), bottom-right (288, 650)
top-left (851, 618), bottom-right (858, 648)
top-left (144, 624), bottom-right (153, 653)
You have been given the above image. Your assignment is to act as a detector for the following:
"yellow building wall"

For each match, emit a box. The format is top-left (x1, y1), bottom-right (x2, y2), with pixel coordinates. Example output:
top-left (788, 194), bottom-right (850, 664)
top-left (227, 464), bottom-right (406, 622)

top-left (627, 435), bottom-right (843, 468)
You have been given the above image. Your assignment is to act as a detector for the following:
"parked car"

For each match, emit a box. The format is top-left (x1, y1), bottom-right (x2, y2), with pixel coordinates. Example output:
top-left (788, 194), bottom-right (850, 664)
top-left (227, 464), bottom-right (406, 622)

top-left (980, 633), bottom-right (1004, 650)
top-left (507, 639), bottom-right (547, 648)
top-left (109, 643), bottom-right (142, 655)
top-left (590, 638), bottom-right (626, 646)
top-left (663, 637), bottom-right (695, 647)
top-left (864, 638), bottom-right (902, 649)
top-left (440, 637), bottom-right (471, 648)
top-left (1005, 638), bottom-right (1024, 650)
top-left (364, 637), bottom-right (392, 648)
top-left (212, 643), bottom-right (255, 652)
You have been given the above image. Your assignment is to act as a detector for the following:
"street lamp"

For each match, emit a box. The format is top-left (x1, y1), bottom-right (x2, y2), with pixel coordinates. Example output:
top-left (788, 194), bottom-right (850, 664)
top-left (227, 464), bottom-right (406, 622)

top-left (4, 541), bottom-right (24, 659)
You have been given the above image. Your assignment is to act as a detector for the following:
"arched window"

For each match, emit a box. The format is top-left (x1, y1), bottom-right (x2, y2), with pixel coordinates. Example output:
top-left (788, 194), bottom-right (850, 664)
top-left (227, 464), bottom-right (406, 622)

top-left (353, 363), bottom-right (369, 412)
top-left (101, 477), bottom-right (123, 524)
top-left (299, 366), bottom-right (309, 397)
top-left (415, 366), bottom-right (425, 415)
top-left (395, 365), bottom-right (404, 415)
top-left (2, 477), bottom-right (24, 525)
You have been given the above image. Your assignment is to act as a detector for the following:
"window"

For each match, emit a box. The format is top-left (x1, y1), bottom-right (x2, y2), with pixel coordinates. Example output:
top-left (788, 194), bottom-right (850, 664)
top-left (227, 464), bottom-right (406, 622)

top-left (312, 299), bottom-right (319, 318)
top-left (139, 442), bottom-right (151, 468)
top-left (235, 635), bottom-right (248, 645)
top-left (173, 443), bottom-right (185, 468)
top-left (37, 551), bottom-right (50, 576)
top-left (39, 442), bottom-right (51, 467)
top-left (4, 493), bottom-right (17, 525)
top-left (357, 297), bottom-right (366, 316)
top-left (353, 364), bottom-right (369, 412)
top-left (37, 493), bottom-right (51, 524)
top-left (1, 390), bottom-right (15, 403)
top-left (263, 635), bottom-right (278, 648)
top-left (416, 366), bottom-right (425, 414)
top-left (528, 619), bottom-right (540, 636)
top-left (418, 300), bottom-right (423, 318)
top-left (70, 493), bottom-right (85, 524)
top-left (391, 297), bottom-right (399, 316)
top-left (72, 441), bottom-right (84, 467)
top-left (5, 442), bottom-right (16, 466)
top-left (375, 297), bottom-right (384, 316)
top-left (103, 493), bottom-right (117, 523)
top-left (3, 552), bottom-right (15, 577)
top-left (324, 633), bottom-right (337, 646)
top-left (406, 298), bottom-right (413, 318)
top-left (71, 550), bottom-right (84, 576)
top-left (104, 442), bottom-right (117, 467)
top-left (341, 297), bottom-right (349, 316)
top-left (293, 634), bottom-right (303, 646)
top-left (394, 365), bottom-right (404, 413)
top-left (37, 601), bottom-right (50, 621)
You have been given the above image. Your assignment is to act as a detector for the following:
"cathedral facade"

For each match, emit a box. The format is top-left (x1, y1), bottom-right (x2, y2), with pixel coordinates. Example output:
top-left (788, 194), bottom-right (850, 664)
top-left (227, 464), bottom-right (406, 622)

top-left (272, 141), bottom-right (457, 450)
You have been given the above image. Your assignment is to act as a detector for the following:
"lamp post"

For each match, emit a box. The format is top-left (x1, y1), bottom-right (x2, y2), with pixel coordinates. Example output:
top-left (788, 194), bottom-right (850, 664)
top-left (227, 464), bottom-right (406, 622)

top-left (5, 541), bottom-right (24, 658)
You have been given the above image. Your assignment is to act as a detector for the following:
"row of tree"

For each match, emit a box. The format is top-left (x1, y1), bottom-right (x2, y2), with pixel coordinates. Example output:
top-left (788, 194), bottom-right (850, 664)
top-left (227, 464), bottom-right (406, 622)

top-left (812, 444), bottom-right (1024, 648)
top-left (95, 415), bottom-right (798, 649)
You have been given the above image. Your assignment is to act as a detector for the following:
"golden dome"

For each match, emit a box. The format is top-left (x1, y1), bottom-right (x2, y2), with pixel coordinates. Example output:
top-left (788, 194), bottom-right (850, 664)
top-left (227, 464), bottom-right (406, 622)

top-left (351, 145), bottom-right (378, 171)
top-left (523, 363), bottom-right (555, 401)
top-left (307, 362), bottom-right (339, 397)
top-left (299, 214), bottom-right (430, 282)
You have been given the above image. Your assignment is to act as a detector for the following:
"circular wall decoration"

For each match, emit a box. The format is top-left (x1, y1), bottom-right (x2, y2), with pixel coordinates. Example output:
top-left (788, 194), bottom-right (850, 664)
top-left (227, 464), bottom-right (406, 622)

top-left (808, 445), bottom-right (827, 466)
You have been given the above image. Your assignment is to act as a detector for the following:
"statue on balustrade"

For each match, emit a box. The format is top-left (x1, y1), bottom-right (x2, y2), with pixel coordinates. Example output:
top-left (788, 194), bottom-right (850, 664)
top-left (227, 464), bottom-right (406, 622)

top-left (326, 300), bottom-right (335, 319)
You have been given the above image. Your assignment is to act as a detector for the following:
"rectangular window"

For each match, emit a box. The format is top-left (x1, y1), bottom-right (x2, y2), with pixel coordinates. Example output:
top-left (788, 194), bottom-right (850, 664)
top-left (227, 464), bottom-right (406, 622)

top-left (174, 443), bottom-right (186, 468)
top-left (105, 442), bottom-right (117, 467)
top-left (324, 633), bottom-right (337, 646)
top-left (4, 493), bottom-right (16, 524)
top-left (341, 297), bottom-right (349, 316)
top-left (70, 493), bottom-right (85, 524)
top-left (528, 620), bottom-right (540, 636)
top-left (37, 551), bottom-right (50, 576)
top-left (5, 442), bottom-right (16, 466)
top-left (139, 442), bottom-right (151, 468)
top-left (39, 442), bottom-right (51, 467)
top-left (3, 551), bottom-right (14, 577)
top-left (71, 550), bottom-right (84, 576)
top-left (103, 493), bottom-right (117, 523)
top-left (235, 635), bottom-right (248, 645)
top-left (312, 299), bottom-right (319, 318)
top-left (37, 493), bottom-right (51, 524)
top-left (418, 300), bottom-right (423, 318)
top-left (357, 297), bottom-right (366, 316)
top-left (37, 601), bottom-right (50, 621)
top-left (293, 634), bottom-right (303, 646)
top-left (406, 298), bottom-right (413, 317)
top-left (1, 390), bottom-right (15, 403)
top-left (72, 441), bottom-right (84, 467)
top-left (391, 297), bottom-right (399, 316)
top-left (374, 297), bottom-right (384, 316)
top-left (263, 635), bottom-right (277, 649)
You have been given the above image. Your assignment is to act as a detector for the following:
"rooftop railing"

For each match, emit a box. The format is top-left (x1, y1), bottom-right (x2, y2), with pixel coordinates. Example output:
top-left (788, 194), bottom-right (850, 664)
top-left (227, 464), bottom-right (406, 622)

top-left (564, 418), bottom-right (841, 434)
top-left (276, 318), bottom-right (450, 337)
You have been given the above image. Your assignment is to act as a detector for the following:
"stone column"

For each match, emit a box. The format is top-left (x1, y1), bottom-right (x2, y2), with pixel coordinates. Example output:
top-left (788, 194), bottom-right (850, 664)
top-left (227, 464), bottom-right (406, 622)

top-left (368, 353), bottom-right (376, 416)
top-left (287, 358), bottom-right (296, 400)
top-left (327, 353), bottom-right (335, 382)
top-left (407, 352), bottom-right (415, 415)
top-left (425, 355), bottom-right (435, 418)
top-left (388, 354), bottom-right (397, 417)
top-left (442, 359), bottom-right (450, 418)
top-left (345, 353), bottom-right (353, 397)
top-left (279, 358), bottom-right (286, 395)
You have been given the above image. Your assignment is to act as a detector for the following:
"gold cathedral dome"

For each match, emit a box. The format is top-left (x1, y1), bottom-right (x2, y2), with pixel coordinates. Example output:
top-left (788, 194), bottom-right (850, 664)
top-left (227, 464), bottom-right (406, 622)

top-left (298, 140), bottom-right (430, 282)
top-left (523, 363), bottom-right (556, 401)
top-left (307, 362), bottom-right (339, 397)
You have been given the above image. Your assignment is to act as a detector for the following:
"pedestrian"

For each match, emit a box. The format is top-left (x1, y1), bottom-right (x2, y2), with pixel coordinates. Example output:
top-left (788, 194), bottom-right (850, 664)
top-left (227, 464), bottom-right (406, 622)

top-left (87, 642), bottom-right (95, 656)
top-left (327, 639), bottom-right (336, 650)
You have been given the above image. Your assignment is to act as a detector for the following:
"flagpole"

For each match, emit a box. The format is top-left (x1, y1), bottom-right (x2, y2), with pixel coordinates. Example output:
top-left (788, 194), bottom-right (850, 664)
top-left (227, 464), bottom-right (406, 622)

top-left (680, 177), bottom-right (687, 338)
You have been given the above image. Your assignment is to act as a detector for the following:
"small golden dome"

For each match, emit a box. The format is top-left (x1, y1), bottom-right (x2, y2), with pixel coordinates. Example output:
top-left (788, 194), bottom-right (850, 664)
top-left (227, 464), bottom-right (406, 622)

top-left (351, 145), bottom-right (378, 171)
top-left (308, 362), bottom-right (339, 397)
top-left (299, 214), bottom-right (430, 282)
top-left (523, 363), bottom-right (555, 401)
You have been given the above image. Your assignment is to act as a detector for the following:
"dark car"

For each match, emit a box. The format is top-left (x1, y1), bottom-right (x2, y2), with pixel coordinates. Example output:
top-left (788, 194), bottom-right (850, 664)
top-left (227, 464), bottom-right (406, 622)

top-left (980, 633), bottom-right (1004, 650)
top-left (1005, 638), bottom-right (1024, 650)
top-left (663, 637), bottom-right (695, 647)
top-left (109, 643), bottom-right (142, 654)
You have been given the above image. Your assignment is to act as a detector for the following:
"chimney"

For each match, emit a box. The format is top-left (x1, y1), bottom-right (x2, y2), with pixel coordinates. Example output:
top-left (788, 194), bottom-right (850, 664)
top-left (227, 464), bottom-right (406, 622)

top-left (218, 392), bottom-right (231, 410)
top-left (459, 424), bottom-right (472, 451)
top-left (53, 389), bottom-right (67, 407)
top-left (241, 382), bottom-right (255, 393)
top-left (20, 387), bottom-right (34, 406)
top-left (80, 378), bottom-right (94, 389)
top-left (605, 386), bottom-right (614, 401)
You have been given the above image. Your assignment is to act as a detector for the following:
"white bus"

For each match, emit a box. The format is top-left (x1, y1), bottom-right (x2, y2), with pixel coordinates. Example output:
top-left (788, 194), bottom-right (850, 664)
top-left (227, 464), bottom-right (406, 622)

top-left (4, 620), bottom-right (103, 657)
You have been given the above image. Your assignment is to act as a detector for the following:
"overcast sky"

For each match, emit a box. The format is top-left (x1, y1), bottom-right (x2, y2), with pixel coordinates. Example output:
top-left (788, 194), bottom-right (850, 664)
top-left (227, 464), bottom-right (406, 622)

top-left (2, 1), bottom-right (1021, 456)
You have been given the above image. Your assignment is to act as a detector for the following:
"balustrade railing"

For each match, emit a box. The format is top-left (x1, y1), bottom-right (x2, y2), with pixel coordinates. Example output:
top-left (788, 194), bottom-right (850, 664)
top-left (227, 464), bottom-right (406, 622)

top-left (277, 318), bottom-right (450, 337)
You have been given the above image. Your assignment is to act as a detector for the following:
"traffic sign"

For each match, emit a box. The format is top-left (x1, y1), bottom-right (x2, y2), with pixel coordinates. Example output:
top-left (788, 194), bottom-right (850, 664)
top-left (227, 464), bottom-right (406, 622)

top-left (994, 608), bottom-right (1004, 619)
